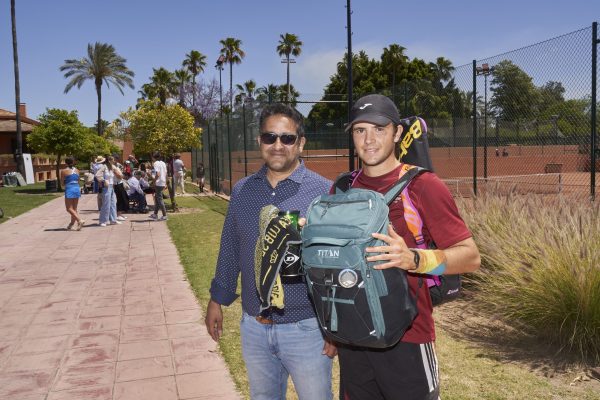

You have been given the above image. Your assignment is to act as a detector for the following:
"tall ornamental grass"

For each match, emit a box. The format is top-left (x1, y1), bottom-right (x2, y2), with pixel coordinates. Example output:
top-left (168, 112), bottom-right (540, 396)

top-left (457, 193), bottom-right (600, 364)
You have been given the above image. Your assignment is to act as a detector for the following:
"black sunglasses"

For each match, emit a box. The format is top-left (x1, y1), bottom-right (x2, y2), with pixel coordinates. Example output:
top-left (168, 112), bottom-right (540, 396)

top-left (259, 132), bottom-right (298, 146)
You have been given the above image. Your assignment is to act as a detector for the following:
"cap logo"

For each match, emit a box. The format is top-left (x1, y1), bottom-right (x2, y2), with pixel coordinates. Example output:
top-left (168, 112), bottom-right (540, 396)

top-left (358, 103), bottom-right (373, 110)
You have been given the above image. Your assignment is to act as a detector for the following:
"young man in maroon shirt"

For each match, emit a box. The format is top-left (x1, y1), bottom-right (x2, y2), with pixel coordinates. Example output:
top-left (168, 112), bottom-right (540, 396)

top-left (338, 94), bottom-right (481, 400)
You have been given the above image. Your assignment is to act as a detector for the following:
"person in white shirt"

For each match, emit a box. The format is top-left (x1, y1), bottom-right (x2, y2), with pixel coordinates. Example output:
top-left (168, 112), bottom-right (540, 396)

top-left (173, 153), bottom-right (186, 195)
top-left (95, 155), bottom-right (123, 227)
top-left (127, 171), bottom-right (147, 213)
top-left (150, 152), bottom-right (168, 221)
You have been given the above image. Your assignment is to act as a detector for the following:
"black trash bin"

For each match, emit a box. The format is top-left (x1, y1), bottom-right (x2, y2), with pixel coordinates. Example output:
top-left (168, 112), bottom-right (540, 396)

top-left (45, 179), bottom-right (57, 192)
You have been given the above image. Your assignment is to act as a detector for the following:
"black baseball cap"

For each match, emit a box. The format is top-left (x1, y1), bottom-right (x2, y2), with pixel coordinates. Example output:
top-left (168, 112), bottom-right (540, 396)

top-left (346, 94), bottom-right (401, 132)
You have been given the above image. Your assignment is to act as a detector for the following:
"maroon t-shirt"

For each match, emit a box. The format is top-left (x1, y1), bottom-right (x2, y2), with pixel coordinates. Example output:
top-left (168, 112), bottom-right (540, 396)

top-left (351, 164), bottom-right (472, 343)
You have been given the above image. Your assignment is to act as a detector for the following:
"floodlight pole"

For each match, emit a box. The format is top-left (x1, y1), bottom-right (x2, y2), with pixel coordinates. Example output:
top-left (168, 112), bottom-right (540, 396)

top-left (216, 55), bottom-right (225, 116)
top-left (346, 0), bottom-right (354, 171)
top-left (281, 58), bottom-right (296, 102)
top-left (592, 21), bottom-right (598, 201)
top-left (476, 63), bottom-right (495, 180)
top-left (472, 60), bottom-right (478, 196)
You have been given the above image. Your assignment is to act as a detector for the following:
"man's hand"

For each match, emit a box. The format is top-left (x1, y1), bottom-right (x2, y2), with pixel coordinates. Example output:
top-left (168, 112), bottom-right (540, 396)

top-left (205, 299), bottom-right (224, 342)
top-left (366, 224), bottom-right (416, 271)
top-left (322, 338), bottom-right (338, 358)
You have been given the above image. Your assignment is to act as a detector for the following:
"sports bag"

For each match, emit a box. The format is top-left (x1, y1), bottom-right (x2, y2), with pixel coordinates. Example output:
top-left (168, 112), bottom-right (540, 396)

top-left (301, 166), bottom-right (427, 348)
top-left (336, 164), bottom-right (461, 306)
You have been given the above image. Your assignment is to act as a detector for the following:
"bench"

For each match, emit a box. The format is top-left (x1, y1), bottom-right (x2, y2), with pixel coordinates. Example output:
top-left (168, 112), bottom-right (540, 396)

top-left (544, 163), bottom-right (563, 174)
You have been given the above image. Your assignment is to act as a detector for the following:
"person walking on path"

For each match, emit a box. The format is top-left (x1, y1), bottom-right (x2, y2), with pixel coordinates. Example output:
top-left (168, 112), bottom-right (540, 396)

top-left (337, 94), bottom-right (481, 400)
top-left (205, 103), bottom-right (335, 400)
top-left (149, 152), bottom-right (168, 221)
top-left (60, 156), bottom-right (85, 230)
top-left (95, 155), bottom-right (123, 227)
top-left (196, 162), bottom-right (205, 193)
top-left (173, 153), bottom-right (186, 195)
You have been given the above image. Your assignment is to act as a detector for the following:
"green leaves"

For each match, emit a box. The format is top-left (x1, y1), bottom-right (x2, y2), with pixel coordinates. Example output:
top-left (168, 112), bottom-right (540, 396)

top-left (127, 102), bottom-right (201, 156)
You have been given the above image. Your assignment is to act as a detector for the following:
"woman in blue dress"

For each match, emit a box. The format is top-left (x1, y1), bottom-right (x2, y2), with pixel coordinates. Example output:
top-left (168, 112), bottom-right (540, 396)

top-left (60, 156), bottom-right (85, 230)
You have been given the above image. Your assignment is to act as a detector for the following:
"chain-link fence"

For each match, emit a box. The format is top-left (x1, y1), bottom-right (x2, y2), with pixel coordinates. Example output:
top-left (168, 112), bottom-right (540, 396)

top-left (193, 23), bottom-right (599, 199)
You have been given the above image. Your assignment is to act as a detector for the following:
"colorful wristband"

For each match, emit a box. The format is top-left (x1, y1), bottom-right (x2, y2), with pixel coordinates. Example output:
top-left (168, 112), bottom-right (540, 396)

top-left (412, 249), bottom-right (447, 275)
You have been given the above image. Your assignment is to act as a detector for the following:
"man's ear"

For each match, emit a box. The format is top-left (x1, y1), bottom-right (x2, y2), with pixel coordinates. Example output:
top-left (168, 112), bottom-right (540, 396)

top-left (298, 136), bottom-right (306, 152)
top-left (393, 125), bottom-right (404, 143)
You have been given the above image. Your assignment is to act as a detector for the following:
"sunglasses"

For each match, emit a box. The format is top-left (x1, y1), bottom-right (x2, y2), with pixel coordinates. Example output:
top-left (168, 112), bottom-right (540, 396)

top-left (259, 132), bottom-right (298, 146)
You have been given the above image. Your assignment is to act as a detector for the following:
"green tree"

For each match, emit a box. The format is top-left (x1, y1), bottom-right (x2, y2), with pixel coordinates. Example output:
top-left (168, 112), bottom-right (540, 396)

top-left (27, 109), bottom-right (92, 190)
top-left (276, 33), bottom-right (303, 101)
top-left (219, 37), bottom-right (245, 110)
top-left (429, 57), bottom-right (454, 95)
top-left (490, 60), bottom-right (540, 127)
top-left (380, 44), bottom-right (409, 91)
top-left (60, 42), bottom-right (135, 135)
top-left (174, 69), bottom-right (192, 107)
top-left (257, 84), bottom-right (280, 103)
top-left (235, 79), bottom-right (257, 105)
top-left (149, 67), bottom-right (177, 105)
top-left (125, 101), bottom-right (202, 209)
top-left (182, 50), bottom-right (206, 109)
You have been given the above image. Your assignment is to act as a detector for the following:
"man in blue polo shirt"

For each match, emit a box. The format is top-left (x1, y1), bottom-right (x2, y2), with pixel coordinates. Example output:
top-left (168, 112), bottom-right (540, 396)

top-left (205, 103), bottom-right (335, 400)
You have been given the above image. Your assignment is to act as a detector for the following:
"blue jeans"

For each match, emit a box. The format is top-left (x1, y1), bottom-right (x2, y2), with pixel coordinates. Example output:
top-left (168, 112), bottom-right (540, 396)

top-left (99, 185), bottom-right (117, 224)
top-left (240, 313), bottom-right (333, 400)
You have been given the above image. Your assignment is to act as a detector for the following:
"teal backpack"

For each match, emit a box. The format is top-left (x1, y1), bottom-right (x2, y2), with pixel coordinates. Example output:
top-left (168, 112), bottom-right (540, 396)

top-left (301, 166), bottom-right (427, 348)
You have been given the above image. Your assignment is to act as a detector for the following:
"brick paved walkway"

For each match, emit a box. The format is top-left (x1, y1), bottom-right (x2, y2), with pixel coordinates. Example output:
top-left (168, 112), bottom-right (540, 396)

top-left (0, 193), bottom-right (241, 400)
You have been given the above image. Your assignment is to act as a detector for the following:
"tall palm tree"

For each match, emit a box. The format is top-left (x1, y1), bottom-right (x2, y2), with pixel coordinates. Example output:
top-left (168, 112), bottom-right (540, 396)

top-left (182, 50), bottom-right (206, 109)
top-left (381, 44), bottom-right (408, 90)
top-left (234, 79), bottom-right (257, 105)
top-left (149, 67), bottom-right (176, 105)
top-left (219, 37), bottom-right (245, 110)
top-left (174, 69), bottom-right (192, 107)
top-left (10, 0), bottom-right (24, 176)
top-left (60, 42), bottom-right (134, 135)
top-left (429, 57), bottom-right (454, 94)
top-left (276, 33), bottom-right (303, 102)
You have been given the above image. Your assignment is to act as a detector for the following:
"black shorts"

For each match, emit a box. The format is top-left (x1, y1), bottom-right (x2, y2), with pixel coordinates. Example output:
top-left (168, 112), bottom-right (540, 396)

top-left (338, 341), bottom-right (440, 400)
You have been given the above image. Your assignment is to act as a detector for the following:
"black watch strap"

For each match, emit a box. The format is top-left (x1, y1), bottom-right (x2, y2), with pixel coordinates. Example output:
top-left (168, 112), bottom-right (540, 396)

top-left (410, 249), bottom-right (420, 271)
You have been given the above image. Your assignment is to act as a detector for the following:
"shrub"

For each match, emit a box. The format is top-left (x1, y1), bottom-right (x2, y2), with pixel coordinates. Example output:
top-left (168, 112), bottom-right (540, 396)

top-left (457, 193), bottom-right (600, 364)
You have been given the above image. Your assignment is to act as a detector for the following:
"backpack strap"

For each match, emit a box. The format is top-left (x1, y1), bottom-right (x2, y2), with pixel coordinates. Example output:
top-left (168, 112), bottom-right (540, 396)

top-left (383, 165), bottom-right (428, 205)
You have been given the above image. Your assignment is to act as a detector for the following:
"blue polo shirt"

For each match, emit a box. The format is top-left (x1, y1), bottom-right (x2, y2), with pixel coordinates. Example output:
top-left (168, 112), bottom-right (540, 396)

top-left (210, 161), bottom-right (331, 323)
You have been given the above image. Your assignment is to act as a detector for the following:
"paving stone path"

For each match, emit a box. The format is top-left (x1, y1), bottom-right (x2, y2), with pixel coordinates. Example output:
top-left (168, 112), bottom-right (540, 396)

top-left (0, 193), bottom-right (241, 400)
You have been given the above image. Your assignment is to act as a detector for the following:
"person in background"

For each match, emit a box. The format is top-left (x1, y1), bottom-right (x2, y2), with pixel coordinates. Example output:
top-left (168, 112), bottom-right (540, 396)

top-left (196, 162), bottom-right (205, 193)
top-left (173, 153), bottom-right (186, 195)
top-left (127, 170), bottom-right (148, 213)
top-left (92, 155), bottom-right (105, 209)
top-left (113, 155), bottom-right (129, 221)
top-left (149, 152), bottom-right (168, 221)
top-left (95, 155), bottom-right (123, 227)
top-left (60, 156), bottom-right (85, 230)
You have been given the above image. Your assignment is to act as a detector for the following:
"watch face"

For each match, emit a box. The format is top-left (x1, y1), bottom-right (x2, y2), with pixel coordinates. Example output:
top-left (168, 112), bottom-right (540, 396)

top-left (338, 269), bottom-right (358, 288)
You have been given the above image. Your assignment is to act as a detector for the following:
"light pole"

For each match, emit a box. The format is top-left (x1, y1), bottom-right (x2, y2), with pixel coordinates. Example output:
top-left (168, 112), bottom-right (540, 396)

top-left (215, 55), bottom-right (225, 116)
top-left (281, 58), bottom-right (296, 102)
top-left (476, 63), bottom-right (495, 179)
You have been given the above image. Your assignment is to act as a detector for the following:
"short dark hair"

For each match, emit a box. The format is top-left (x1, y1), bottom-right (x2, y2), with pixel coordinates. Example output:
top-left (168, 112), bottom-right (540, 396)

top-left (65, 156), bottom-right (74, 167)
top-left (259, 103), bottom-right (305, 137)
top-left (152, 152), bottom-right (162, 160)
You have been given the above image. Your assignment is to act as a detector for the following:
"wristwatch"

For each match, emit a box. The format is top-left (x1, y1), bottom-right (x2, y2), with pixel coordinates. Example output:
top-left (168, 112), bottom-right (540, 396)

top-left (409, 249), bottom-right (420, 271)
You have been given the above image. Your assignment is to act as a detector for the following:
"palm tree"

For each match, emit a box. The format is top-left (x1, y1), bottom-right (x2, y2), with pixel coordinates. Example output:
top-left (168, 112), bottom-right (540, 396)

top-left (257, 84), bottom-right (280, 103)
top-left (381, 44), bottom-right (408, 91)
top-left (10, 0), bottom-right (24, 176)
top-left (234, 79), bottom-right (257, 105)
top-left (429, 57), bottom-right (455, 94)
top-left (182, 50), bottom-right (206, 109)
top-left (276, 33), bottom-right (303, 102)
top-left (219, 37), bottom-right (245, 110)
top-left (174, 69), bottom-right (192, 107)
top-left (149, 67), bottom-right (176, 105)
top-left (60, 42), bottom-right (134, 135)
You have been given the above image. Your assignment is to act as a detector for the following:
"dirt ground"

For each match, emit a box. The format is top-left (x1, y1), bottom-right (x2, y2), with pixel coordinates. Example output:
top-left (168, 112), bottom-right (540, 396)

top-left (434, 297), bottom-right (600, 394)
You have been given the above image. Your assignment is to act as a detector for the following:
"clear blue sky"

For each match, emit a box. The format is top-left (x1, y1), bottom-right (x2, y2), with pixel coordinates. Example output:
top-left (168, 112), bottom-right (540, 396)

top-left (1, 0), bottom-right (599, 126)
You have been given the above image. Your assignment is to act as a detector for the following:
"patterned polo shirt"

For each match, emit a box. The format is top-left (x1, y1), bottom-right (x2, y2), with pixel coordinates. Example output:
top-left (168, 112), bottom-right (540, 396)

top-left (210, 161), bottom-right (331, 323)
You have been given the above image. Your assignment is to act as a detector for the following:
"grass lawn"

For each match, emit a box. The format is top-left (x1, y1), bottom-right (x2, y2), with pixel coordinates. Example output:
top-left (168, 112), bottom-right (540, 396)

top-left (0, 182), bottom-right (61, 223)
top-left (167, 195), bottom-right (600, 400)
